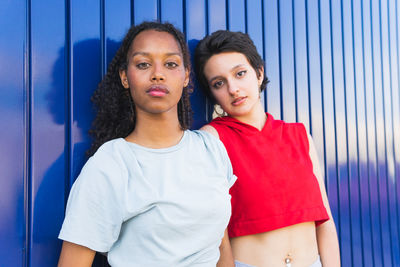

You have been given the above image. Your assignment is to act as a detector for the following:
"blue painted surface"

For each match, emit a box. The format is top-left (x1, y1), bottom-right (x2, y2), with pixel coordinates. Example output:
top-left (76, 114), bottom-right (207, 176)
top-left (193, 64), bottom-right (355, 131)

top-left (380, 0), bottom-right (400, 264)
top-left (160, 0), bottom-right (183, 29)
top-left (342, 0), bottom-right (363, 265)
top-left (186, 0), bottom-right (208, 128)
top-left (319, 0), bottom-right (340, 240)
top-left (278, 0), bottom-right (296, 123)
top-left (330, 1), bottom-right (352, 265)
top-left (133, 0), bottom-right (158, 24)
top-left (207, 0), bottom-right (226, 33)
top-left (104, 1), bottom-right (131, 71)
top-left (263, 0), bottom-right (281, 119)
top-left (352, 1), bottom-right (374, 265)
top-left (293, 0), bottom-right (310, 129)
top-left (306, 0), bottom-right (325, 176)
top-left (227, 0), bottom-right (245, 32)
top-left (0, 1), bottom-right (26, 266)
top-left (371, 0), bottom-right (392, 265)
top-left (1, 0), bottom-right (399, 266)
top-left (29, 2), bottom-right (67, 267)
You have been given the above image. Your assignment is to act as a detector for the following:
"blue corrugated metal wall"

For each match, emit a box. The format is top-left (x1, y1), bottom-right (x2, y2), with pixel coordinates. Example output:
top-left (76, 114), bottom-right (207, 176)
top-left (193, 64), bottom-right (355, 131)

top-left (0, 0), bottom-right (399, 266)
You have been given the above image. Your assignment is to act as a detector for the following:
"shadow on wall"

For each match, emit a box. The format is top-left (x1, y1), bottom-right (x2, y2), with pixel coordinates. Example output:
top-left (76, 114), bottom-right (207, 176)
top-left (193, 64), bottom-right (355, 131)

top-left (32, 38), bottom-right (119, 266)
top-left (188, 38), bottom-right (213, 128)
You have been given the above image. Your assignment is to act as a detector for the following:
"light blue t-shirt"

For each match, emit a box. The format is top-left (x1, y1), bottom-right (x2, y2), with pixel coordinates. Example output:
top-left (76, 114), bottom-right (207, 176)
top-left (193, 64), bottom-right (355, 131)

top-left (59, 130), bottom-right (236, 267)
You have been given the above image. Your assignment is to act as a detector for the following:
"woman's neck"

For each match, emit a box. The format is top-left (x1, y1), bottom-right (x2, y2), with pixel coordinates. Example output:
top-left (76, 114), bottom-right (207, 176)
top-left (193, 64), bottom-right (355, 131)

top-left (231, 101), bottom-right (267, 131)
top-left (125, 110), bottom-right (184, 149)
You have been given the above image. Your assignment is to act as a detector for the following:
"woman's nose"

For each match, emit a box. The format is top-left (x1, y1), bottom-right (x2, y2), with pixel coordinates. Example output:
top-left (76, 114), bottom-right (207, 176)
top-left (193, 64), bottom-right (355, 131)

top-left (227, 81), bottom-right (239, 95)
top-left (151, 64), bottom-right (165, 82)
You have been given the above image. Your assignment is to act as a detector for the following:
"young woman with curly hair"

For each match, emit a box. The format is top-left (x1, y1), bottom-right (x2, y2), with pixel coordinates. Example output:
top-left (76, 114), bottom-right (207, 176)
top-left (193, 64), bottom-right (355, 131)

top-left (194, 30), bottom-right (340, 267)
top-left (58, 22), bottom-right (236, 267)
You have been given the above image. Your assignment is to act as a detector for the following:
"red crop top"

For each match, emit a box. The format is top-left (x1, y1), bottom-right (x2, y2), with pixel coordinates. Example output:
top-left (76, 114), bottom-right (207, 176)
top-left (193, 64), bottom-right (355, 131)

top-left (209, 113), bottom-right (329, 238)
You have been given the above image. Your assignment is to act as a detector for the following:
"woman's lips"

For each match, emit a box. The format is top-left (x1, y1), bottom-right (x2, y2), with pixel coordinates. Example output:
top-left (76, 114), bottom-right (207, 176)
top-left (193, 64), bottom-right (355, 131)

top-left (232, 96), bottom-right (247, 106)
top-left (146, 85), bottom-right (169, 97)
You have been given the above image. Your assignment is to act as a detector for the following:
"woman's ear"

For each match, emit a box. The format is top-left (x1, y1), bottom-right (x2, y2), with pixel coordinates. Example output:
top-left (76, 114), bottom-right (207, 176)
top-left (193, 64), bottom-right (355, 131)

top-left (119, 69), bottom-right (130, 89)
top-left (257, 66), bottom-right (264, 87)
top-left (183, 69), bottom-right (190, 88)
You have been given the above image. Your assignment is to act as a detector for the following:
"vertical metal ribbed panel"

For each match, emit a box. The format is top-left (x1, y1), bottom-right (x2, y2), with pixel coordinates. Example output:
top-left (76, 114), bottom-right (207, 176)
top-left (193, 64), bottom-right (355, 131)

top-left (0, 0), bottom-right (399, 266)
top-left (352, 1), bottom-right (374, 264)
top-left (0, 1), bottom-right (26, 266)
top-left (29, 1), bottom-right (67, 266)
top-left (319, 0), bottom-right (341, 256)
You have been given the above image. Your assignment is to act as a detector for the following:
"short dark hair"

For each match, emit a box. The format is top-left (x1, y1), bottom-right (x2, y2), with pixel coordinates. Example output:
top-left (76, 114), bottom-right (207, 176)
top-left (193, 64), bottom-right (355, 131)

top-left (88, 21), bottom-right (192, 156)
top-left (194, 30), bottom-right (269, 103)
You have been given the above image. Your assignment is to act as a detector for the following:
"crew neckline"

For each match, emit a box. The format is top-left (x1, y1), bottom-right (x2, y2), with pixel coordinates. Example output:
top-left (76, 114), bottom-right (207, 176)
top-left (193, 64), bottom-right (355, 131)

top-left (120, 130), bottom-right (188, 153)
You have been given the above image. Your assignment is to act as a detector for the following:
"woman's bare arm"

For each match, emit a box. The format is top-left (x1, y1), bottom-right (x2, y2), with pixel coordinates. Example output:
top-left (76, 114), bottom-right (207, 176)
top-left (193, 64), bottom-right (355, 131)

top-left (308, 134), bottom-right (341, 267)
top-left (200, 124), bottom-right (220, 139)
top-left (217, 229), bottom-right (235, 267)
top-left (58, 241), bottom-right (96, 267)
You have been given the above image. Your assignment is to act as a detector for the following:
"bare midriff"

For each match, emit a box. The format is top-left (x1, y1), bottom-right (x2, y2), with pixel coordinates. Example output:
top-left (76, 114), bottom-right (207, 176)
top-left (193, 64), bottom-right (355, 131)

top-left (230, 222), bottom-right (319, 267)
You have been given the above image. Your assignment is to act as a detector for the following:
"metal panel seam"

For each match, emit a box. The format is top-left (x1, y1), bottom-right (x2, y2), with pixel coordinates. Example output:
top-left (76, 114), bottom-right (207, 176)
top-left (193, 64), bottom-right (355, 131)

top-left (205, 0), bottom-right (209, 35)
top-left (395, 0), bottom-right (400, 252)
top-left (350, 0), bottom-right (366, 264)
top-left (225, 0), bottom-right (230, 30)
top-left (317, 0), bottom-right (328, 186)
top-left (328, 0), bottom-right (342, 245)
top-left (378, 0), bottom-right (395, 264)
top-left (101, 0), bottom-right (106, 77)
top-left (261, 0), bottom-right (266, 111)
top-left (65, 0), bottom-right (72, 200)
top-left (182, 0), bottom-right (186, 38)
top-left (157, 0), bottom-right (161, 21)
top-left (387, 0), bottom-right (400, 262)
top-left (291, 0), bottom-right (298, 123)
top-left (369, 0), bottom-right (385, 264)
top-left (305, 0), bottom-right (313, 134)
top-left (360, 0), bottom-right (377, 264)
top-left (131, 0), bottom-right (135, 26)
top-left (24, 0), bottom-right (32, 266)
top-left (277, 0), bottom-right (284, 119)
top-left (244, 0), bottom-right (248, 33)
top-left (340, 0), bottom-right (355, 264)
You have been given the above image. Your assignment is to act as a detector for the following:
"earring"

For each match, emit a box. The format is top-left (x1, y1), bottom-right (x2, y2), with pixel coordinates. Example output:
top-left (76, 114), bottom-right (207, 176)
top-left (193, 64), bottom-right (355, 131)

top-left (213, 104), bottom-right (226, 117)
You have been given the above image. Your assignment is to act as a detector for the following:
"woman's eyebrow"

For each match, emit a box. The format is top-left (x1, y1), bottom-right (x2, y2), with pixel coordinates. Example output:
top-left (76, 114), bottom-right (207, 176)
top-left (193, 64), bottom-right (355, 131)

top-left (230, 64), bottom-right (246, 70)
top-left (208, 64), bottom-right (247, 83)
top-left (131, 51), bottom-right (182, 57)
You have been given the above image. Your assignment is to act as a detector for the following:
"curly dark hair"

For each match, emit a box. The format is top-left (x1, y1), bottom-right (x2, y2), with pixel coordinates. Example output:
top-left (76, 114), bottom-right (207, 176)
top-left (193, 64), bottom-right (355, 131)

top-left (194, 30), bottom-right (269, 103)
top-left (87, 21), bottom-right (193, 156)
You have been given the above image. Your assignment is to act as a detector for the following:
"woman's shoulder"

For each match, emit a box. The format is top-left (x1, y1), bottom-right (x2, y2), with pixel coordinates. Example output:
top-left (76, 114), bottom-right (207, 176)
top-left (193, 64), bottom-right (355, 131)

top-left (188, 129), bottom-right (230, 160)
top-left (186, 129), bottom-right (224, 149)
top-left (189, 128), bottom-right (221, 144)
top-left (84, 138), bottom-right (133, 174)
top-left (268, 115), bottom-right (307, 137)
top-left (269, 118), bottom-right (309, 151)
top-left (199, 124), bottom-right (219, 138)
top-left (91, 138), bottom-right (124, 158)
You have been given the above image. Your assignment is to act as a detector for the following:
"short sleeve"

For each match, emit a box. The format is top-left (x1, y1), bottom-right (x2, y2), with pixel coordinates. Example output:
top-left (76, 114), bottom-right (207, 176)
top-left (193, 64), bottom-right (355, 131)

top-left (198, 130), bottom-right (237, 188)
top-left (59, 149), bottom-right (125, 252)
top-left (219, 141), bottom-right (237, 188)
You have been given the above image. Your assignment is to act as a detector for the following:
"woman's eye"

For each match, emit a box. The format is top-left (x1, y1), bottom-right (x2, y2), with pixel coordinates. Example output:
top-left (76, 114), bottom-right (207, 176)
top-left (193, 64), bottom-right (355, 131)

top-left (136, 62), bottom-right (150, 69)
top-left (237, 70), bottom-right (247, 77)
top-left (212, 80), bottom-right (224, 89)
top-left (165, 62), bottom-right (178, 68)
